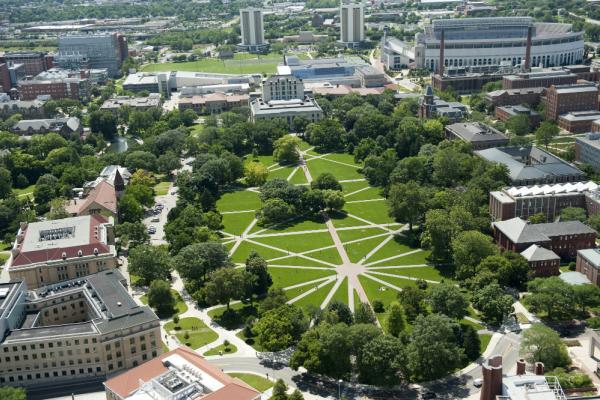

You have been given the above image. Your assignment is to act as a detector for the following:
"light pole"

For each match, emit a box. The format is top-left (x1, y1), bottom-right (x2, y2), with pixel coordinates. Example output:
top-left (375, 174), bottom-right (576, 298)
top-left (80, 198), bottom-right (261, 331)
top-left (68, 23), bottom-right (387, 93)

top-left (338, 379), bottom-right (342, 399)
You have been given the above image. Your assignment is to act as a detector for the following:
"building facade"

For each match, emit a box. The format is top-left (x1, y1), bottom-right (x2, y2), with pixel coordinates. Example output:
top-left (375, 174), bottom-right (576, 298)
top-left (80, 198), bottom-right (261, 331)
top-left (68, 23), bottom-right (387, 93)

top-left (575, 132), bottom-right (600, 170)
top-left (0, 52), bottom-right (51, 76)
top-left (262, 74), bottom-right (304, 102)
top-left (57, 33), bottom-right (127, 77)
top-left (502, 70), bottom-right (578, 89)
top-left (576, 248), bottom-right (600, 286)
top-left (7, 215), bottom-right (118, 289)
top-left (177, 93), bottom-right (249, 115)
top-left (0, 270), bottom-right (161, 390)
top-left (558, 111), bottom-right (600, 133)
top-left (18, 69), bottom-right (91, 101)
top-left (544, 82), bottom-right (599, 121)
top-left (485, 87), bottom-right (543, 108)
top-left (239, 8), bottom-right (268, 53)
top-left (340, 2), bottom-right (365, 48)
top-left (445, 122), bottom-right (509, 150)
top-left (495, 105), bottom-right (541, 128)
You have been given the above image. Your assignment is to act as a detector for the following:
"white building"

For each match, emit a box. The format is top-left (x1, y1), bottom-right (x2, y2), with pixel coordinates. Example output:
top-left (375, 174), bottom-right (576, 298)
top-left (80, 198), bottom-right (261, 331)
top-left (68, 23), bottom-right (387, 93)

top-left (382, 17), bottom-right (584, 72)
top-left (239, 7), bottom-right (268, 53)
top-left (340, 2), bottom-right (365, 48)
top-left (262, 74), bottom-right (304, 102)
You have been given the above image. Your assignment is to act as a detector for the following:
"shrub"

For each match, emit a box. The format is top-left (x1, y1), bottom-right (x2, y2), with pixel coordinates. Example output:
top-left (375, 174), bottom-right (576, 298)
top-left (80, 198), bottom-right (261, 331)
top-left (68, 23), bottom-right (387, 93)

top-left (587, 317), bottom-right (600, 329)
top-left (569, 262), bottom-right (576, 271)
top-left (372, 299), bottom-right (385, 313)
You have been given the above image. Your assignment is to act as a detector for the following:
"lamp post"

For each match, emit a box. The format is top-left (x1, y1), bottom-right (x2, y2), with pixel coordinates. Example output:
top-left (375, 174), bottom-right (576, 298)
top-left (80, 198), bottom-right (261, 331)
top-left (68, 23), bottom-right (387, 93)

top-left (338, 379), bottom-right (342, 399)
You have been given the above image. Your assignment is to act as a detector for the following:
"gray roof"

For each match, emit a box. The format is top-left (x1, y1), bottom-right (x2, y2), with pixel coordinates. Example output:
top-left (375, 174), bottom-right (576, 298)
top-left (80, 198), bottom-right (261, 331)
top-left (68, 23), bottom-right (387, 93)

top-left (560, 271), bottom-right (592, 285)
top-left (446, 122), bottom-right (508, 143)
top-left (475, 146), bottom-right (584, 182)
top-left (577, 248), bottom-right (600, 267)
top-left (493, 217), bottom-right (596, 244)
top-left (521, 244), bottom-right (560, 262)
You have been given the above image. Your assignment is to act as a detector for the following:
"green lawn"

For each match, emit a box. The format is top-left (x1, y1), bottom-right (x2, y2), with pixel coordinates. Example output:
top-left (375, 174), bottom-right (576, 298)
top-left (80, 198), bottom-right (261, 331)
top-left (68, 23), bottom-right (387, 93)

top-left (164, 317), bottom-right (218, 349)
top-left (479, 333), bottom-right (492, 353)
top-left (358, 275), bottom-right (401, 309)
top-left (245, 155), bottom-right (277, 169)
top-left (268, 165), bottom-right (296, 181)
top-left (203, 342), bottom-right (237, 356)
top-left (369, 266), bottom-right (453, 283)
top-left (139, 289), bottom-right (188, 318)
top-left (306, 158), bottom-right (362, 181)
top-left (236, 329), bottom-right (265, 351)
top-left (330, 211), bottom-right (373, 228)
top-left (330, 277), bottom-right (349, 305)
top-left (154, 181), bottom-right (171, 196)
top-left (221, 212), bottom-right (255, 236)
top-left (252, 214), bottom-right (326, 234)
top-left (343, 201), bottom-right (395, 225)
top-left (363, 236), bottom-right (412, 263)
top-left (229, 373), bottom-right (274, 392)
top-left (0, 253), bottom-right (8, 265)
top-left (337, 227), bottom-right (387, 243)
top-left (141, 52), bottom-right (285, 75)
top-left (217, 191), bottom-right (262, 212)
top-left (302, 246), bottom-right (343, 265)
top-left (289, 168), bottom-right (308, 184)
top-left (269, 267), bottom-right (336, 289)
top-left (369, 250), bottom-right (431, 266)
top-left (269, 254), bottom-right (336, 267)
top-left (345, 188), bottom-right (384, 201)
top-left (231, 241), bottom-right (288, 263)
top-left (460, 318), bottom-right (485, 331)
top-left (252, 232), bottom-right (334, 254)
top-left (13, 184), bottom-right (35, 198)
top-left (346, 236), bottom-right (388, 263)
top-left (341, 180), bottom-right (370, 194)
top-left (289, 280), bottom-right (335, 309)
top-left (322, 153), bottom-right (362, 167)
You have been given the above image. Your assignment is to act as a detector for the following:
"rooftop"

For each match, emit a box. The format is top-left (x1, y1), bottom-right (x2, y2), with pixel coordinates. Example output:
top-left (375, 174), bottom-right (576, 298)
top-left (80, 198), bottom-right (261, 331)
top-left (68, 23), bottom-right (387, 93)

top-left (577, 248), bottom-right (600, 267)
top-left (501, 375), bottom-right (566, 400)
top-left (559, 110), bottom-right (600, 122)
top-left (521, 244), bottom-right (560, 262)
top-left (503, 181), bottom-right (599, 198)
top-left (446, 122), bottom-right (508, 143)
top-left (493, 217), bottom-right (596, 244)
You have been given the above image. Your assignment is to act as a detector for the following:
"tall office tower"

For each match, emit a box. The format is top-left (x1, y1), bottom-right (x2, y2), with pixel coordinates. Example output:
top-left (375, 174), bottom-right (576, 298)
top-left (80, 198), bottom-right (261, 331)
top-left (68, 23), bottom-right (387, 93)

top-left (57, 33), bottom-right (127, 77)
top-left (239, 7), bottom-right (269, 53)
top-left (340, 1), bottom-right (365, 48)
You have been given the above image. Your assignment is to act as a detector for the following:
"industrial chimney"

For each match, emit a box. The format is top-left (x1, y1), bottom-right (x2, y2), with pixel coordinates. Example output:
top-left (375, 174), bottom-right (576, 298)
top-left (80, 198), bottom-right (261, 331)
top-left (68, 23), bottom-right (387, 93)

top-left (524, 26), bottom-right (532, 71)
top-left (480, 355), bottom-right (503, 400)
top-left (438, 29), bottom-right (445, 76)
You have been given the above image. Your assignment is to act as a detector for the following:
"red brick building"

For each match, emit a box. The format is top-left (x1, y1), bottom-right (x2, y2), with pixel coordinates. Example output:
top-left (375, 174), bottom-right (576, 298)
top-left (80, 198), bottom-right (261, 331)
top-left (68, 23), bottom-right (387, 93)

top-left (485, 87), bottom-right (543, 108)
top-left (18, 69), bottom-right (90, 101)
top-left (0, 51), bottom-right (48, 76)
top-left (492, 217), bottom-right (596, 259)
top-left (495, 105), bottom-right (541, 128)
top-left (0, 63), bottom-right (10, 92)
top-left (558, 110), bottom-right (600, 133)
top-left (545, 82), bottom-right (599, 121)
top-left (520, 244), bottom-right (560, 277)
top-left (502, 70), bottom-right (578, 90)
top-left (576, 248), bottom-right (600, 286)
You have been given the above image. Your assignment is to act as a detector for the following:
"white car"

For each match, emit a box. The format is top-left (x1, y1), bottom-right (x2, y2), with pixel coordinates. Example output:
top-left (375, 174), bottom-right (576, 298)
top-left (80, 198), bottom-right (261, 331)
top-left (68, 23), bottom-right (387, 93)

top-left (473, 378), bottom-right (483, 388)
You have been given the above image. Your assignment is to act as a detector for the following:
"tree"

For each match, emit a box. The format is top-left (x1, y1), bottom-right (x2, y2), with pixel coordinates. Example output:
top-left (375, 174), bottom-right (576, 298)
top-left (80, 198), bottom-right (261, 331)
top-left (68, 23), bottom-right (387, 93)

top-left (254, 304), bottom-right (308, 351)
top-left (124, 150), bottom-right (158, 172)
top-left (497, 252), bottom-right (530, 290)
top-left (174, 242), bottom-right (230, 282)
top-left (528, 213), bottom-right (547, 224)
top-left (354, 302), bottom-right (377, 324)
top-left (306, 119), bottom-right (345, 152)
top-left (0, 387), bottom-right (26, 400)
top-left (288, 390), bottom-right (304, 400)
top-left (387, 182), bottom-right (430, 231)
top-left (128, 245), bottom-right (171, 285)
top-left (45, 197), bottom-right (70, 220)
top-left (270, 379), bottom-right (289, 400)
top-left (527, 277), bottom-right (578, 321)
top-left (311, 172), bottom-right (341, 191)
top-left (398, 286), bottom-right (427, 321)
top-left (473, 284), bottom-right (514, 326)
top-left (322, 189), bottom-right (345, 211)
top-left (452, 231), bottom-right (498, 280)
top-left (116, 222), bottom-right (149, 248)
top-left (181, 108), bottom-right (197, 126)
top-left (520, 324), bottom-right (570, 370)
top-left (118, 194), bottom-right (144, 223)
top-left (357, 335), bottom-right (406, 386)
top-left (560, 207), bottom-right (587, 222)
top-left (0, 167), bottom-right (12, 199)
top-left (125, 184), bottom-right (154, 207)
top-left (257, 198), bottom-right (295, 226)
top-left (407, 314), bottom-right (464, 381)
top-left (421, 209), bottom-right (458, 264)
top-left (326, 300), bottom-right (353, 325)
top-left (245, 251), bottom-right (272, 297)
top-left (427, 283), bottom-right (468, 320)
top-left (157, 152), bottom-right (182, 175)
top-left (535, 121), bottom-right (559, 148)
top-left (273, 136), bottom-right (300, 165)
top-left (461, 324), bottom-right (481, 361)
top-left (292, 115), bottom-right (309, 134)
top-left (506, 114), bottom-right (531, 136)
top-left (147, 279), bottom-right (176, 316)
top-left (386, 302), bottom-right (406, 336)
top-left (89, 110), bottom-right (118, 139)
top-left (588, 213), bottom-right (600, 233)
top-left (245, 162), bottom-right (269, 187)
top-left (259, 287), bottom-right (288, 314)
top-left (203, 267), bottom-right (247, 310)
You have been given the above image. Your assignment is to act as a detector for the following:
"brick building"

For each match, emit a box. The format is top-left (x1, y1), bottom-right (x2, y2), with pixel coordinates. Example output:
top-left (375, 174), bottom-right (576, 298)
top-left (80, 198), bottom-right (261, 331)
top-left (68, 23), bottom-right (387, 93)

top-left (492, 217), bottom-right (596, 259)
top-left (576, 248), bottom-right (600, 286)
top-left (444, 122), bottom-right (508, 150)
top-left (0, 51), bottom-right (51, 76)
top-left (489, 181), bottom-right (600, 222)
top-left (502, 70), bottom-right (578, 90)
top-left (495, 105), bottom-right (541, 128)
top-left (177, 93), bottom-right (250, 115)
top-left (575, 132), bottom-right (600, 170)
top-left (558, 110), bottom-right (600, 133)
top-left (485, 87), bottom-right (543, 108)
top-left (520, 244), bottom-right (560, 276)
top-left (18, 69), bottom-right (90, 101)
top-left (544, 82), bottom-right (599, 121)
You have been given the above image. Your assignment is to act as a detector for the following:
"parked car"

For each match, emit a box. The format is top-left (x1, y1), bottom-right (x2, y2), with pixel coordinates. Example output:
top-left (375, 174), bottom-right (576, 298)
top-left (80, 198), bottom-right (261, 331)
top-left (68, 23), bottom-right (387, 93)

top-left (151, 217), bottom-right (159, 222)
top-left (147, 226), bottom-right (156, 234)
top-left (473, 378), bottom-right (483, 388)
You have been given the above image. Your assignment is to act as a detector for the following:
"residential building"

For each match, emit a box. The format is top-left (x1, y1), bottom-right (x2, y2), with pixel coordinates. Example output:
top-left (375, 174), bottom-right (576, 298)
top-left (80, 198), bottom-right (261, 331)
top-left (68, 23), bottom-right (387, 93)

top-left (7, 215), bottom-right (118, 289)
top-left (11, 117), bottom-right (82, 136)
top-left (475, 146), bottom-right (585, 185)
top-left (104, 347), bottom-right (260, 400)
top-left (395, 17), bottom-right (583, 71)
top-left (418, 85), bottom-right (468, 121)
top-left (57, 33), bottom-right (127, 77)
top-left (492, 217), bottom-right (596, 259)
top-left (558, 110), bottom-right (600, 133)
top-left (485, 87), bottom-right (543, 108)
top-left (262, 74), bottom-right (304, 102)
top-left (544, 82), bottom-right (599, 121)
top-left (18, 69), bottom-right (91, 101)
top-left (100, 94), bottom-right (162, 113)
top-left (489, 181), bottom-right (600, 221)
top-left (575, 132), bottom-right (600, 170)
top-left (177, 93), bottom-right (249, 115)
top-left (521, 244), bottom-right (560, 276)
top-left (238, 8), bottom-right (268, 53)
top-left (502, 70), bottom-right (578, 89)
top-left (495, 105), bottom-right (541, 128)
top-left (0, 51), bottom-right (51, 76)
top-left (65, 180), bottom-right (118, 220)
top-left (576, 248), bottom-right (600, 286)
top-left (0, 269), bottom-right (161, 389)
top-left (444, 122), bottom-right (509, 150)
top-left (340, 2), bottom-right (365, 48)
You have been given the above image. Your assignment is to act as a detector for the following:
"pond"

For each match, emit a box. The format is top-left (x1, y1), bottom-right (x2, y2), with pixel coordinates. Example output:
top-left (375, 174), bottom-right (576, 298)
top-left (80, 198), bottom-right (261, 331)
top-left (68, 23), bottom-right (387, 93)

top-left (106, 136), bottom-right (129, 153)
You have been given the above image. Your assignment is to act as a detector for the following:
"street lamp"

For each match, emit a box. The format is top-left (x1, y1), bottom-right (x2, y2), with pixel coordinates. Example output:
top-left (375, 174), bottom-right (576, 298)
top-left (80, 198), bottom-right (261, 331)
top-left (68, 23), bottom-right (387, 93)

top-left (338, 379), bottom-right (342, 399)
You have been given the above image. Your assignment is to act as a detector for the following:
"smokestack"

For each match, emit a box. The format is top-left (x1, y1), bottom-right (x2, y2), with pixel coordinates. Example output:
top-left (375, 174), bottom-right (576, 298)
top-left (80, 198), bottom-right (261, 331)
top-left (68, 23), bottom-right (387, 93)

top-left (438, 29), bottom-right (445, 76)
top-left (535, 362), bottom-right (544, 375)
top-left (524, 26), bottom-right (532, 71)
top-left (480, 355), bottom-right (503, 400)
top-left (516, 359), bottom-right (526, 375)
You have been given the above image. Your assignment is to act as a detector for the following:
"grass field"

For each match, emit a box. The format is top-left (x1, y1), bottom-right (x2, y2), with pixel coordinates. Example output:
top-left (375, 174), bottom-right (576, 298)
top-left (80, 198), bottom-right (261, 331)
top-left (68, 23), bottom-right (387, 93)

top-left (13, 184), bottom-right (35, 198)
top-left (269, 267), bottom-right (336, 288)
top-left (154, 181), bottom-right (171, 196)
top-left (203, 341), bottom-right (237, 356)
top-left (164, 317), bottom-right (218, 349)
top-left (0, 253), bottom-right (8, 265)
top-left (217, 190), bottom-right (262, 212)
top-left (222, 212), bottom-right (256, 236)
top-left (330, 277), bottom-right (349, 305)
top-left (229, 373), bottom-right (274, 392)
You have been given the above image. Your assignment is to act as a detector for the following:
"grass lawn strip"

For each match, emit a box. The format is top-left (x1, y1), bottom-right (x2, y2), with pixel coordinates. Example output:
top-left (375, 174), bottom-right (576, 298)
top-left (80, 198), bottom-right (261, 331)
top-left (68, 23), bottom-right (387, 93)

top-left (230, 240), bottom-right (288, 263)
top-left (217, 190), bottom-right (262, 212)
top-left (346, 236), bottom-right (389, 264)
top-left (321, 152), bottom-right (362, 167)
top-left (330, 211), bottom-right (377, 228)
top-left (221, 212), bottom-right (256, 236)
top-left (341, 180), bottom-right (370, 194)
top-left (252, 232), bottom-right (334, 254)
top-left (367, 250), bottom-right (431, 267)
top-left (289, 168), bottom-right (308, 184)
top-left (267, 254), bottom-right (336, 268)
top-left (285, 277), bottom-right (336, 303)
top-left (368, 266), bottom-right (454, 283)
top-left (306, 158), bottom-right (363, 180)
top-left (164, 317), bottom-right (218, 349)
top-left (343, 201), bottom-right (396, 225)
top-left (368, 270), bottom-right (440, 285)
top-left (345, 187), bottom-right (384, 201)
top-left (330, 277), bottom-right (349, 305)
top-left (336, 226), bottom-right (388, 243)
top-left (268, 266), bottom-right (336, 289)
top-left (358, 275), bottom-right (399, 327)
top-left (228, 373), bottom-right (274, 392)
top-left (154, 181), bottom-right (171, 196)
top-left (479, 333), bottom-right (492, 353)
top-left (298, 246), bottom-right (343, 265)
top-left (203, 342), bottom-right (238, 356)
top-left (291, 279), bottom-right (337, 310)
top-left (362, 237), bottom-right (413, 263)
top-left (250, 216), bottom-right (327, 235)
top-left (268, 165), bottom-right (296, 180)
top-left (363, 273), bottom-right (418, 291)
